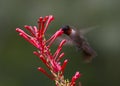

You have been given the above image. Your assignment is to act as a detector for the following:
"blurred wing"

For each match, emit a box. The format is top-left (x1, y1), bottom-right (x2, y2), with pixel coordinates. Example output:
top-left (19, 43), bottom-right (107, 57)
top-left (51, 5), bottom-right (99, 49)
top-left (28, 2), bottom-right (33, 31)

top-left (80, 26), bottom-right (99, 35)
top-left (45, 33), bottom-right (73, 46)
top-left (55, 35), bottom-right (74, 46)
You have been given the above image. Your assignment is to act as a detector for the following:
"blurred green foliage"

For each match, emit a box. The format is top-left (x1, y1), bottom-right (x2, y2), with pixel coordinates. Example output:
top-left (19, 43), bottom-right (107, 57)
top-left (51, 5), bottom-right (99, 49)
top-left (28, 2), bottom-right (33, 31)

top-left (0, 0), bottom-right (120, 86)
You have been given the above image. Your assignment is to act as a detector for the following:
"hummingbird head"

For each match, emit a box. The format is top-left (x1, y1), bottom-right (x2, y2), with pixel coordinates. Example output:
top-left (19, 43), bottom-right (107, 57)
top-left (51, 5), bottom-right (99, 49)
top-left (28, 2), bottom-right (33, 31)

top-left (61, 25), bottom-right (72, 35)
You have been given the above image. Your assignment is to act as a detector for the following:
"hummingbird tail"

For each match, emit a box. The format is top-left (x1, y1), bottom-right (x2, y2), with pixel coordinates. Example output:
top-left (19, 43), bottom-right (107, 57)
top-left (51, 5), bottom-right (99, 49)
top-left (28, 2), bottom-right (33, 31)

top-left (81, 43), bottom-right (97, 62)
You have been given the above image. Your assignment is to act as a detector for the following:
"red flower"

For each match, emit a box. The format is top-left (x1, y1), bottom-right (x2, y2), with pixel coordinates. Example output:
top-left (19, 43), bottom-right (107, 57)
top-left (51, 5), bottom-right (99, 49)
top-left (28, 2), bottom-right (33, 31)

top-left (16, 15), bottom-right (81, 86)
top-left (70, 72), bottom-right (81, 86)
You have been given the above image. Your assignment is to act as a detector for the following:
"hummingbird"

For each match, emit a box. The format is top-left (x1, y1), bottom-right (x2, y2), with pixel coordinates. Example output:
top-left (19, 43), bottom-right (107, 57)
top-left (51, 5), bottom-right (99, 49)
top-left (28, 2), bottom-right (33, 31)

top-left (60, 25), bottom-right (97, 62)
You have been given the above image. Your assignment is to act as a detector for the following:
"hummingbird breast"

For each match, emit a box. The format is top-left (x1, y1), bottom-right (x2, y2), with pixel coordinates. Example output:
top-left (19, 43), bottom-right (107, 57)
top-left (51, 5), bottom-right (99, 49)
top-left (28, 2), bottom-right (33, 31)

top-left (69, 29), bottom-right (84, 47)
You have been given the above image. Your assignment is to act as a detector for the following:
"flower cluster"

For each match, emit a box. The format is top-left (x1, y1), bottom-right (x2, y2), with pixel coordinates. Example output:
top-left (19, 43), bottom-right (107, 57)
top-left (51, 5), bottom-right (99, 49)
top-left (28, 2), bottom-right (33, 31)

top-left (16, 15), bottom-right (81, 86)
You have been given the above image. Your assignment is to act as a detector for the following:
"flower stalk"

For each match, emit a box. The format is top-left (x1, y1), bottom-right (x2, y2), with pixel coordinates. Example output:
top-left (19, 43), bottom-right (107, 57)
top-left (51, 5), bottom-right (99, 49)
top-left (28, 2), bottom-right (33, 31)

top-left (16, 15), bottom-right (81, 86)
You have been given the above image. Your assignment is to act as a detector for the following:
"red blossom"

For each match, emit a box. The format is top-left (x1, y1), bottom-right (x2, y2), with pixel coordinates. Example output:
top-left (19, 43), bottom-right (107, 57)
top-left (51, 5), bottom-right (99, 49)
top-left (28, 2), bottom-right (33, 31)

top-left (70, 72), bottom-right (81, 86)
top-left (16, 15), bottom-right (81, 86)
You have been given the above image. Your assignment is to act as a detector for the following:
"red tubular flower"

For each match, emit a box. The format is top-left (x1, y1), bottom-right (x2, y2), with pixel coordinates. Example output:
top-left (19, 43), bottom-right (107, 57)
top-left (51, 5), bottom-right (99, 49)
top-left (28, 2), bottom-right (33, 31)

top-left (70, 72), bottom-right (81, 86)
top-left (16, 15), bottom-right (81, 86)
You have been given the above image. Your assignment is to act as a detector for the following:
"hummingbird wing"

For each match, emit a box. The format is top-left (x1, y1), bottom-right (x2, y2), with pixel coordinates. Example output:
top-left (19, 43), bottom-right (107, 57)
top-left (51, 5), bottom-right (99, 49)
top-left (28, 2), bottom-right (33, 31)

top-left (45, 32), bottom-right (74, 46)
top-left (80, 26), bottom-right (99, 35)
top-left (55, 35), bottom-right (74, 46)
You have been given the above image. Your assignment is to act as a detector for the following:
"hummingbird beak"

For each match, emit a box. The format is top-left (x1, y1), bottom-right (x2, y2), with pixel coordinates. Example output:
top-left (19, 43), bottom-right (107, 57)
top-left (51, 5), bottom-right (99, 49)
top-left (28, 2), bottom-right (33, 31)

top-left (59, 28), bottom-right (64, 33)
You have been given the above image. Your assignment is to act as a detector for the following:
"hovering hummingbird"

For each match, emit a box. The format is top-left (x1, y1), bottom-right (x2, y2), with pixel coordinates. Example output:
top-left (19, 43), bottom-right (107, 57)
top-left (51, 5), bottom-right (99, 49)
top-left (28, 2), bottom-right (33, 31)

top-left (60, 25), bottom-right (97, 62)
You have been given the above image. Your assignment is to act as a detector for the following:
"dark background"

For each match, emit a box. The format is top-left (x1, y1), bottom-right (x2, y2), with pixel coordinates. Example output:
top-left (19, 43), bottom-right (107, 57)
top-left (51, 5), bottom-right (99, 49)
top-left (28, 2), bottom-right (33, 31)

top-left (0, 0), bottom-right (120, 86)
